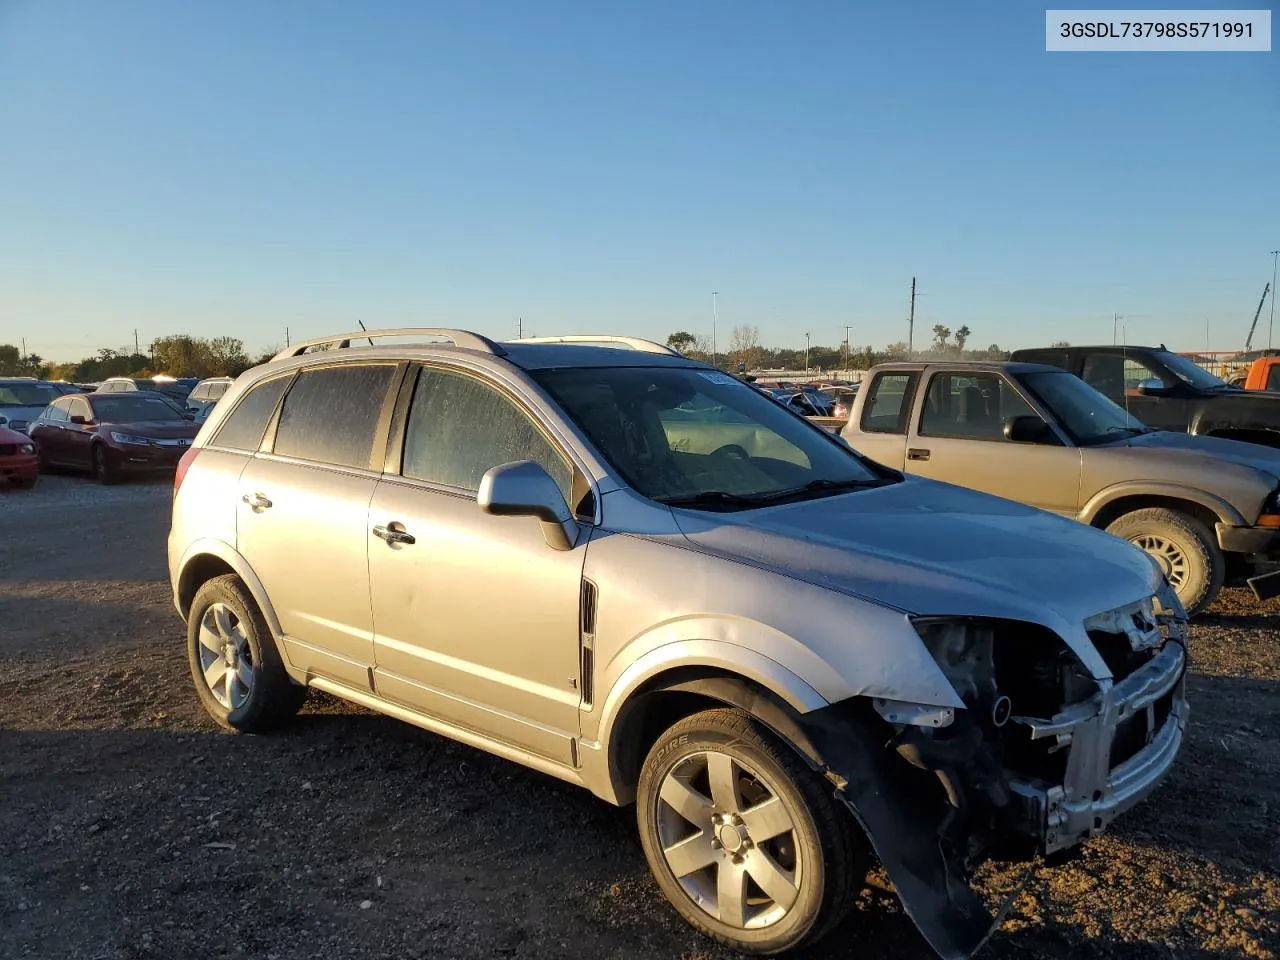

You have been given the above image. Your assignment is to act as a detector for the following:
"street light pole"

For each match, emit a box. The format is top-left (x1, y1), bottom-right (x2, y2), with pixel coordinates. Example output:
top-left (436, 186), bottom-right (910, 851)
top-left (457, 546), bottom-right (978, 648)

top-left (711, 291), bottom-right (719, 369)
top-left (804, 331), bottom-right (810, 371)
top-left (1269, 250), bottom-right (1279, 351)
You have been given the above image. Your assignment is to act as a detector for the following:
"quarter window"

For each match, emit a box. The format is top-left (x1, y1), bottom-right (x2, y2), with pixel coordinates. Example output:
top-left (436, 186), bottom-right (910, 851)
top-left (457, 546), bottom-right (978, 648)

top-left (859, 373), bottom-right (918, 434)
top-left (919, 373), bottom-right (1038, 440)
top-left (210, 375), bottom-right (292, 453)
top-left (273, 364), bottom-right (397, 468)
top-left (401, 367), bottom-right (572, 500)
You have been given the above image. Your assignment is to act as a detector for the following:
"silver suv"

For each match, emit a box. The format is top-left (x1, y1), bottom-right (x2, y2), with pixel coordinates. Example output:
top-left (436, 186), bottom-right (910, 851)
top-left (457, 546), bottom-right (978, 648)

top-left (168, 328), bottom-right (1190, 958)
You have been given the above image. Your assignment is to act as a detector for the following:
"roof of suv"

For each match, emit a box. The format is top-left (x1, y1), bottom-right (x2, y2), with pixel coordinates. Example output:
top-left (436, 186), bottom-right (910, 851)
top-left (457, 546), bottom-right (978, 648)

top-left (267, 329), bottom-right (705, 373)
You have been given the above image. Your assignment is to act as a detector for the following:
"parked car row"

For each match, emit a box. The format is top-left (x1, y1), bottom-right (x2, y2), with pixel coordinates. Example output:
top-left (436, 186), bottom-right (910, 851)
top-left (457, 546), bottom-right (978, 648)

top-left (1, 374), bottom-right (232, 489)
top-left (167, 327), bottom-right (1190, 960)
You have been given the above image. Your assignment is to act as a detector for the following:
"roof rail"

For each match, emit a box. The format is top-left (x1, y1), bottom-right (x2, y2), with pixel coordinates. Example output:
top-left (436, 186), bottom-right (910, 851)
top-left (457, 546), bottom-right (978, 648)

top-left (272, 328), bottom-right (506, 362)
top-left (506, 335), bottom-right (679, 356)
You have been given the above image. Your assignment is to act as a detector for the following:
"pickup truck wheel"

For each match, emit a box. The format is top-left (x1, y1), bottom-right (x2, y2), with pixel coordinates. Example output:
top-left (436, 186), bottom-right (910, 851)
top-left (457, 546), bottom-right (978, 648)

top-left (636, 708), bottom-right (865, 955)
top-left (187, 574), bottom-right (307, 732)
top-left (1106, 508), bottom-right (1223, 616)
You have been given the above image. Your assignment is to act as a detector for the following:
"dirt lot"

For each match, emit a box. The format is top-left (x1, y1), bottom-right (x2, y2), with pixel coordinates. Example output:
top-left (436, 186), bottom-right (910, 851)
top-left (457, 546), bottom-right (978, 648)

top-left (2, 475), bottom-right (1278, 960)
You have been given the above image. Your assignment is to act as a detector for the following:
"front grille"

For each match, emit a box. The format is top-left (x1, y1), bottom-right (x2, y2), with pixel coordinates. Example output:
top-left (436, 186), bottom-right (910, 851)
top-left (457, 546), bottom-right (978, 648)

top-left (0, 444), bottom-right (14, 456)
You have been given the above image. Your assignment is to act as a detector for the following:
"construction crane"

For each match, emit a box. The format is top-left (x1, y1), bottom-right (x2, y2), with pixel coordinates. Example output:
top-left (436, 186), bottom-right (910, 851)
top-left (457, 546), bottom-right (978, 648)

top-left (1244, 282), bottom-right (1272, 353)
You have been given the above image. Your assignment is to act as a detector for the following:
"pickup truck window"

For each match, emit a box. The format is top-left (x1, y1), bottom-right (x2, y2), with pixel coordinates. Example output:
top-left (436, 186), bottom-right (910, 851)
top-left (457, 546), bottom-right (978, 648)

top-left (919, 372), bottom-right (1037, 441)
top-left (859, 372), bottom-right (917, 434)
top-left (1018, 370), bottom-right (1147, 445)
top-left (1268, 366), bottom-right (1280, 392)
top-left (1080, 353), bottom-right (1163, 401)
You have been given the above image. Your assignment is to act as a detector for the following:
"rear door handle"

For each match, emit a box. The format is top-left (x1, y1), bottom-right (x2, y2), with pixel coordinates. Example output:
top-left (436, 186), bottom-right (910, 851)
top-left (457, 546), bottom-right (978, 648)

top-left (373, 524), bottom-right (416, 546)
top-left (907, 448), bottom-right (931, 462)
top-left (241, 493), bottom-right (273, 510)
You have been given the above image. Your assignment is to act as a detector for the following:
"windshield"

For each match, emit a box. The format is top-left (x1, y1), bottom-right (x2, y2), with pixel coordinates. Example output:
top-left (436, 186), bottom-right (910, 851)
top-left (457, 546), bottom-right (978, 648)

top-left (89, 395), bottom-right (187, 422)
top-left (0, 382), bottom-right (58, 407)
top-left (533, 366), bottom-right (888, 509)
top-left (1158, 351), bottom-right (1229, 390)
top-left (1018, 370), bottom-right (1147, 444)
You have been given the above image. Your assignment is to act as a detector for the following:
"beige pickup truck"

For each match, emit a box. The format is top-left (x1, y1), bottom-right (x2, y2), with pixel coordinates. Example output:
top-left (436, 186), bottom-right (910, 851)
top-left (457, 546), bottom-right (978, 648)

top-left (842, 360), bottom-right (1280, 615)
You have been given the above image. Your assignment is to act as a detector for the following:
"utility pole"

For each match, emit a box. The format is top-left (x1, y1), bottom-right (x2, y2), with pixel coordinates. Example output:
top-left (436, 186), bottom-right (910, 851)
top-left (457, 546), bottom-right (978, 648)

top-left (285, 327), bottom-right (290, 347)
top-left (1270, 250), bottom-right (1279, 351)
top-left (134, 329), bottom-right (140, 356)
top-left (20, 338), bottom-right (26, 360)
top-left (711, 292), bottom-right (719, 368)
top-left (907, 277), bottom-right (917, 357)
top-left (843, 325), bottom-right (852, 371)
top-left (1113, 312), bottom-right (1123, 345)
top-left (804, 331), bottom-right (810, 371)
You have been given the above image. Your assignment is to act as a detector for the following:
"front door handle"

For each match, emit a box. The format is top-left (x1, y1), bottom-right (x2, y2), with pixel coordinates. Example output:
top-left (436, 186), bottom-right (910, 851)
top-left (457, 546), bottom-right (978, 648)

top-left (373, 524), bottom-right (416, 546)
top-left (241, 493), bottom-right (273, 510)
top-left (907, 448), bottom-right (931, 462)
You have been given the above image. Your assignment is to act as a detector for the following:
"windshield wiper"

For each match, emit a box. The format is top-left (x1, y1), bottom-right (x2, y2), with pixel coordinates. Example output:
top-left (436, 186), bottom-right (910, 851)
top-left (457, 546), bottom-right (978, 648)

top-left (656, 490), bottom-right (773, 511)
top-left (753, 477), bottom-right (890, 503)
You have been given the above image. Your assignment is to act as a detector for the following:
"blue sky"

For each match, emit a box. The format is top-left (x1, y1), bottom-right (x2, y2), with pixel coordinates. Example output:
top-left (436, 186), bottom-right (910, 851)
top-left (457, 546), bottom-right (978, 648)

top-left (1, 1), bottom-right (1276, 361)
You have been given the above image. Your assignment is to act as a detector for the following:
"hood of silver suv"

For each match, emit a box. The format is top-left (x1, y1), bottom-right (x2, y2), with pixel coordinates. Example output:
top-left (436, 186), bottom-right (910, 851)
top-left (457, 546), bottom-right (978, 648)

top-left (672, 475), bottom-right (1160, 628)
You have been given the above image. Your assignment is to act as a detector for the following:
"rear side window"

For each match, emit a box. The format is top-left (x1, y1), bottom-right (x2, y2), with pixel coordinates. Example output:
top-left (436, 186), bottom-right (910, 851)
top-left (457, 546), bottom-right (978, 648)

top-left (273, 364), bottom-right (396, 468)
top-left (1266, 365), bottom-right (1280, 392)
top-left (210, 382), bottom-right (230, 399)
top-left (859, 372), bottom-right (918, 434)
top-left (44, 399), bottom-right (71, 423)
top-left (401, 367), bottom-right (572, 500)
top-left (210, 376), bottom-right (292, 453)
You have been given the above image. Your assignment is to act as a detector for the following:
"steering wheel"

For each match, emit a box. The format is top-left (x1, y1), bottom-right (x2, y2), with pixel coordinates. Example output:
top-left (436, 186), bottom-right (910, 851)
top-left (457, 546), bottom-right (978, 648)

top-left (709, 443), bottom-right (751, 461)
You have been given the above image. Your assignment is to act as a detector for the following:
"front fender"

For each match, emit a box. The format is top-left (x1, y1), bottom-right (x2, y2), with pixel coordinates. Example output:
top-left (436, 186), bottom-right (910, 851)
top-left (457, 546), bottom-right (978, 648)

top-left (1078, 480), bottom-right (1245, 527)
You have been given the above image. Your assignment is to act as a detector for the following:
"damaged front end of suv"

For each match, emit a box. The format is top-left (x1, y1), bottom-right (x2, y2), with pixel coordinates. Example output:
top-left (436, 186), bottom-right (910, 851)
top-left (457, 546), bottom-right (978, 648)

top-left (796, 580), bottom-right (1189, 960)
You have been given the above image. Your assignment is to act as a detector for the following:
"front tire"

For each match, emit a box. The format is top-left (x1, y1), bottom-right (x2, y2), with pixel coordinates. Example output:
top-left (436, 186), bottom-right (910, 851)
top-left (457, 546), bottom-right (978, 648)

top-left (1106, 507), bottom-right (1224, 616)
top-left (636, 708), bottom-right (865, 955)
top-left (91, 445), bottom-right (117, 485)
top-left (187, 574), bottom-right (306, 732)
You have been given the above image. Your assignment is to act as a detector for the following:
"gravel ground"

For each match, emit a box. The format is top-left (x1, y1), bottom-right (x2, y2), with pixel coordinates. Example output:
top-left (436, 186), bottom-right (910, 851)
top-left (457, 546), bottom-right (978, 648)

top-left (1, 474), bottom-right (1278, 960)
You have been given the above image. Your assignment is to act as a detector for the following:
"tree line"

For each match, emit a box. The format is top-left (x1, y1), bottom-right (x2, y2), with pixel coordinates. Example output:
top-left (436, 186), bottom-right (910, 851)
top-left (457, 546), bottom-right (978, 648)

top-left (0, 335), bottom-right (278, 383)
top-left (665, 325), bottom-right (1024, 373)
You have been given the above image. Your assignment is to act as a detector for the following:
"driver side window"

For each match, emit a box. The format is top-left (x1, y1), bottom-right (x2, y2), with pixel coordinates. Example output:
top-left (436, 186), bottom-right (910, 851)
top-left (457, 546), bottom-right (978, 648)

top-left (919, 373), bottom-right (1038, 441)
top-left (402, 367), bottom-right (574, 503)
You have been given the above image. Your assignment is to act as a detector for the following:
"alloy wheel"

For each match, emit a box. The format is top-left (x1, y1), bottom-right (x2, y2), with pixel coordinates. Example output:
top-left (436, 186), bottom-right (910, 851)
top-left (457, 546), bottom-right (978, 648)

top-left (197, 602), bottom-right (255, 710)
top-left (654, 750), bottom-right (803, 930)
top-left (1131, 534), bottom-right (1188, 589)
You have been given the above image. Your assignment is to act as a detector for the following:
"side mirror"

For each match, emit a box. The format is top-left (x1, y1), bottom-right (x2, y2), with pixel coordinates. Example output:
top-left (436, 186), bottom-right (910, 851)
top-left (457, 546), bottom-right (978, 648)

top-left (70, 415), bottom-right (89, 425)
top-left (1003, 415), bottom-right (1060, 445)
top-left (1136, 378), bottom-right (1169, 397)
top-left (478, 460), bottom-right (579, 551)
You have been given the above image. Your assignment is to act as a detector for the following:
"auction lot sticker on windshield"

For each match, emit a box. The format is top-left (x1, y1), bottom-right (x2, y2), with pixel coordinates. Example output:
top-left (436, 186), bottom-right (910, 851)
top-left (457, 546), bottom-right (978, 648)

top-left (1047, 10), bottom-right (1271, 50)
top-left (698, 372), bottom-right (739, 385)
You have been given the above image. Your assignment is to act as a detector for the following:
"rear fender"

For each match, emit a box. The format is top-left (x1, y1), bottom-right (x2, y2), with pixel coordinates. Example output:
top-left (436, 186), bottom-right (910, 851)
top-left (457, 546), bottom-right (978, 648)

top-left (175, 539), bottom-right (283, 641)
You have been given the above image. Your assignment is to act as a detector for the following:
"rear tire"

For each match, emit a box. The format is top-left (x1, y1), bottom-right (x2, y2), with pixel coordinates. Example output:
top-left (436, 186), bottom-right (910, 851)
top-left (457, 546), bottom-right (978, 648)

top-left (91, 445), bottom-right (117, 485)
top-left (636, 708), bottom-right (865, 955)
top-left (187, 574), bottom-right (306, 732)
top-left (1106, 507), bottom-right (1223, 616)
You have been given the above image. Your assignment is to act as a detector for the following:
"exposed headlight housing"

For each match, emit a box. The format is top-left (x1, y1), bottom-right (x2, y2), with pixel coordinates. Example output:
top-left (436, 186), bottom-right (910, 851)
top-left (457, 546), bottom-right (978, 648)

top-left (911, 616), bottom-right (1098, 723)
top-left (20, 443), bottom-right (34, 455)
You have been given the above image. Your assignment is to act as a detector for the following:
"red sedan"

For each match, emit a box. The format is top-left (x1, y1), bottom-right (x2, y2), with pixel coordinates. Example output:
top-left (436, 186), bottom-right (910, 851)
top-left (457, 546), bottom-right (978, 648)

top-left (28, 391), bottom-right (200, 484)
top-left (0, 424), bottom-right (38, 488)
